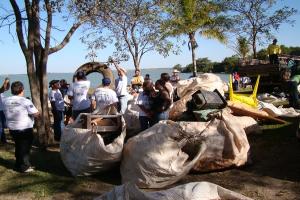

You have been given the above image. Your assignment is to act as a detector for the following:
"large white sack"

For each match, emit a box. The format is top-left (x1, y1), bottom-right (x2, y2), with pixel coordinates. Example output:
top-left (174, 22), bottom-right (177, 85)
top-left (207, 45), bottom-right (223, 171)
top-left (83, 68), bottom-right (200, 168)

top-left (225, 107), bottom-right (261, 134)
top-left (170, 74), bottom-right (227, 120)
top-left (192, 110), bottom-right (250, 172)
top-left (121, 120), bottom-right (204, 188)
top-left (96, 182), bottom-right (252, 200)
top-left (123, 95), bottom-right (141, 135)
top-left (176, 73), bottom-right (227, 98)
top-left (60, 116), bottom-right (126, 176)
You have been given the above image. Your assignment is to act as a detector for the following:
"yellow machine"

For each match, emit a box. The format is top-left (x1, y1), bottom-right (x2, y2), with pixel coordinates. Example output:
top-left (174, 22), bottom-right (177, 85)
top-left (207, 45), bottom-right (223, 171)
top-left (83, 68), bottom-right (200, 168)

top-left (229, 75), bottom-right (260, 108)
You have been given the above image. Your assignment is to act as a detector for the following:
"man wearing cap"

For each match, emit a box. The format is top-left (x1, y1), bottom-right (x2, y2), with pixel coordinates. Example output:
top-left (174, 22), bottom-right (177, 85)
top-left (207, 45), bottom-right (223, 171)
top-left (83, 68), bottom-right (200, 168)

top-left (67, 71), bottom-right (91, 120)
top-left (267, 39), bottom-right (281, 64)
top-left (113, 61), bottom-right (129, 114)
top-left (92, 78), bottom-right (119, 115)
top-left (49, 80), bottom-right (64, 141)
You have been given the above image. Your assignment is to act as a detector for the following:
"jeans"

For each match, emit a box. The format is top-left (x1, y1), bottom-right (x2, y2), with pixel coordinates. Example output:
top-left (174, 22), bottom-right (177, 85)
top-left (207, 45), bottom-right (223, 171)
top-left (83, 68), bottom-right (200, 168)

top-left (139, 116), bottom-right (154, 131)
top-left (52, 110), bottom-right (64, 141)
top-left (0, 111), bottom-right (6, 143)
top-left (10, 128), bottom-right (33, 172)
top-left (118, 95), bottom-right (128, 114)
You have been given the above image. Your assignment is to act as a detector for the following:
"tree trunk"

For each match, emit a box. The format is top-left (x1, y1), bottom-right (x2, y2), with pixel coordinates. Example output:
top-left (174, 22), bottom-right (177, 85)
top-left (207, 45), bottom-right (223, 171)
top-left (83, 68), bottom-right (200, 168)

top-left (27, 56), bottom-right (52, 147)
top-left (133, 56), bottom-right (140, 71)
top-left (189, 32), bottom-right (197, 77)
top-left (27, 64), bottom-right (47, 146)
top-left (252, 33), bottom-right (257, 59)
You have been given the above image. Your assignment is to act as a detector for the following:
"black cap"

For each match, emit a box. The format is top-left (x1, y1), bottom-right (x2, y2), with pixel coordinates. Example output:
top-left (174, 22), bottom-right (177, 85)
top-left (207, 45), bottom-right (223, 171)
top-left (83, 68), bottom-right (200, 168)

top-left (49, 80), bottom-right (60, 88)
top-left (76, 71), bottom-right (86, 80)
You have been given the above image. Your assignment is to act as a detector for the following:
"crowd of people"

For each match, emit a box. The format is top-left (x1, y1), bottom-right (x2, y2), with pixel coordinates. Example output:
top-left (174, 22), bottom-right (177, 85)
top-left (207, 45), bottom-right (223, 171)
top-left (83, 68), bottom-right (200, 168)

top-left (0, 63), bottom-right (182, 173)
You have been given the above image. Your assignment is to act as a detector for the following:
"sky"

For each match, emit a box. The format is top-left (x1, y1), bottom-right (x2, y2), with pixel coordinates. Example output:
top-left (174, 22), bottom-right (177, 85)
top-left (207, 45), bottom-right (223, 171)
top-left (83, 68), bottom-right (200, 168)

top-left (0, 0), bottom-right (300, 75)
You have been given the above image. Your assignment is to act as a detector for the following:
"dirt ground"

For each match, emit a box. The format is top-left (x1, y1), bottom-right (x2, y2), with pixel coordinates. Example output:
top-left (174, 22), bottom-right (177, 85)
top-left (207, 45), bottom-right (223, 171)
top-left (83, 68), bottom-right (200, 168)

top-left (0, 124), bottom-right (300, 200)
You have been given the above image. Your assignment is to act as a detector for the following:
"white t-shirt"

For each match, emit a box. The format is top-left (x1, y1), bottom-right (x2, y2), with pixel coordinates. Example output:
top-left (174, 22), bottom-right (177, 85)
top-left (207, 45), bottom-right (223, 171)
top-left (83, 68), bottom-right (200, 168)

top-left (92, 87), bottom-right (118, 114)
top-left (49, 89), bottom-right (65, 111)
top-left (137, 92), bottom-right (151, 117)
top-left (67, 80), bottom-right (91, 111)
top-left (3, 96), bottom-right (38, 130)
top-left (0, 93), bottom-right (4, 111)
top-left (115, 75), bottom-right (128, 97)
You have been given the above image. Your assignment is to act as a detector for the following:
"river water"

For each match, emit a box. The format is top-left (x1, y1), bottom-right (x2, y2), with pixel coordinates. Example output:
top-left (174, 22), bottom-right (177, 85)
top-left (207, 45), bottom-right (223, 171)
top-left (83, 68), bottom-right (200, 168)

top-left (0, 69), bottom-right (229, 98)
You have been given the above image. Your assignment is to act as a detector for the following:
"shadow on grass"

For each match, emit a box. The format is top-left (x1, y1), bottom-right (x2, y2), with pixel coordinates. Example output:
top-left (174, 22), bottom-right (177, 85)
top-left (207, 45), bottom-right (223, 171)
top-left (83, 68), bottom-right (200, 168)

top-left (30, 145), bottom-right (72, 177)
top-left (245, 124), bottom-right (300, 182)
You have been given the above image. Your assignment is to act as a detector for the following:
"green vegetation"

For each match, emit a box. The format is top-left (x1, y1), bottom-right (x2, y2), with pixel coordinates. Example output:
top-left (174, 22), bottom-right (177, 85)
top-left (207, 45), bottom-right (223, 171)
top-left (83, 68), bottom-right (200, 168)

top-left (174, 45), bottom-right (300, 73)
top-left (163, 0), bottom-right (229, 76)
top-left (225, 0), bottom-right (297, 58)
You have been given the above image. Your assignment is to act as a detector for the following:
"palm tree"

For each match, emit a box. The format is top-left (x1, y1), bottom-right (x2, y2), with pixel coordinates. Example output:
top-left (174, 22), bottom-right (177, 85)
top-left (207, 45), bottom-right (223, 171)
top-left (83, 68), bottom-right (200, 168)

top-left (163, 0), bottom-right (229, 77)
top-left (237, 36), bottom-right (250, 60)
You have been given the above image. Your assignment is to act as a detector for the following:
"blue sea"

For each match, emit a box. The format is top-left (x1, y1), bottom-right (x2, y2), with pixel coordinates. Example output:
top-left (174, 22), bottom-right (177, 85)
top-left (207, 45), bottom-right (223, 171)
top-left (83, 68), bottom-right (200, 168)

top-left (0, 68), bottom-right (229, 98)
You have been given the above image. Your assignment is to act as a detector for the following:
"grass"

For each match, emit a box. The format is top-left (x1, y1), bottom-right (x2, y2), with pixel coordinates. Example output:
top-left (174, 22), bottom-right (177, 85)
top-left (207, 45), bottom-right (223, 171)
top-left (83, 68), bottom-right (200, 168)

top-left (0, 139), bottom-right (119, 200)
top-left (0, 120), bottom-right (300, 199)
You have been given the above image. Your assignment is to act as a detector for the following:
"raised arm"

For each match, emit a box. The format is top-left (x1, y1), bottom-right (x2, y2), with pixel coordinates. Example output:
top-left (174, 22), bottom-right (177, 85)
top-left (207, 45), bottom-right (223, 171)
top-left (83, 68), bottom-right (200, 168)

top-left (0, 78), bottom-right (10, 93)
top-left (113, 61), bottom-right (127, 77)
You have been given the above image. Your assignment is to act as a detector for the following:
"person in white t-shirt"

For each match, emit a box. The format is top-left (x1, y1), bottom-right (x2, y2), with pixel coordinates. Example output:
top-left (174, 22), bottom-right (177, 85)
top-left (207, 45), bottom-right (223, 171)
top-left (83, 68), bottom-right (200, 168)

top-left (49, 80), bottom-right (64, 141)
top-left (67, 71), bottom-right (91, 120)
top-left (3, 81), bottom-right (39, 173)
top-left (92, 78), bottom-right (118, 115)
top-left (0, 77), bottom-right (10, 143)
top-left (113, 61), bottom-right (129, 114)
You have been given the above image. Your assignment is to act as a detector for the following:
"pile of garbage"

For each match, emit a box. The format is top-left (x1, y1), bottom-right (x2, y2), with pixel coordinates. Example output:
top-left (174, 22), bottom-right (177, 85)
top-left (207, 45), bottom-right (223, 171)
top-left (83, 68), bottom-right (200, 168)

top-left (59, 73), bottom-right (299, 199)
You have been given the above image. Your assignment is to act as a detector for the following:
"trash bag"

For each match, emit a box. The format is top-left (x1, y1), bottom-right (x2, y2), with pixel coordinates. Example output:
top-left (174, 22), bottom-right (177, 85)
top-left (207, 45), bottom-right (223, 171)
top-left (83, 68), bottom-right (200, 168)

top-left (169, 73), bottom-right (227, 121)
top-left (60, 114), bottom-right (126, 176)
top-left (95, 182), bottom-right (253, 200)
top-left (121, 120), bottom-right (204, 188)
top-left (176, 73), bottom-right (227, 98)
top-left (121, 112), bottom-right (250, 187)
top-left (123, 95), bottom-right (141, 135)
top-left (192, 110), bottom-right (250, 172)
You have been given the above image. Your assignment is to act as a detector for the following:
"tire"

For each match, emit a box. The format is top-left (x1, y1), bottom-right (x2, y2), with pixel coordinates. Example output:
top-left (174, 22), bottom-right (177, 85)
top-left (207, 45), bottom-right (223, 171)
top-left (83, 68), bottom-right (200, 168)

top-left (74, 62), bottom-right (115, 89)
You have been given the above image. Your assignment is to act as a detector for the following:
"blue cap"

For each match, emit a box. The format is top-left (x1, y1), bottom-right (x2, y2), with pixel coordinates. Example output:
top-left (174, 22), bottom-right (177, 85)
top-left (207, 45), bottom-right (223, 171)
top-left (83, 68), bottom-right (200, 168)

top-left (102, 78), bottom-right (111, 86)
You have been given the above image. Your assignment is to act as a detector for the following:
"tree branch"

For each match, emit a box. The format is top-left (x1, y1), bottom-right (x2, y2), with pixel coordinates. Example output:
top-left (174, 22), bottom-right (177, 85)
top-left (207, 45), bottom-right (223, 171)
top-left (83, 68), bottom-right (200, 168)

top-left (49, 17), bottom-right (87, 54)
top-left (44, 0), bottom-right (51, 51)
top-left (9, 0), bottom-right (28, 54)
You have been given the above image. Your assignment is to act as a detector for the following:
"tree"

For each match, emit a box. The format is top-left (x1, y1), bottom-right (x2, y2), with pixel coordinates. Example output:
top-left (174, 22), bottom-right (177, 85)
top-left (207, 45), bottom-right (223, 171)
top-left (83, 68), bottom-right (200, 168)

top-left (0, 0), bottom-right (91, 146)
top-left (80, 0), bottom-right (177, 71)
top-left (222, 55), bottom-right (239, 72)
top-left (183, 57), bottom-right (214, 73)
top-left (163, 0), bottom-right (229, 77)
top-left (173, 64), bottom-right (182, 72)
top-left (256, 48), bottom-right (268, 60)
top-left (237, 37), bottom-right (250, 60)
top-left (225, 0), bottom-right (297, 58)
